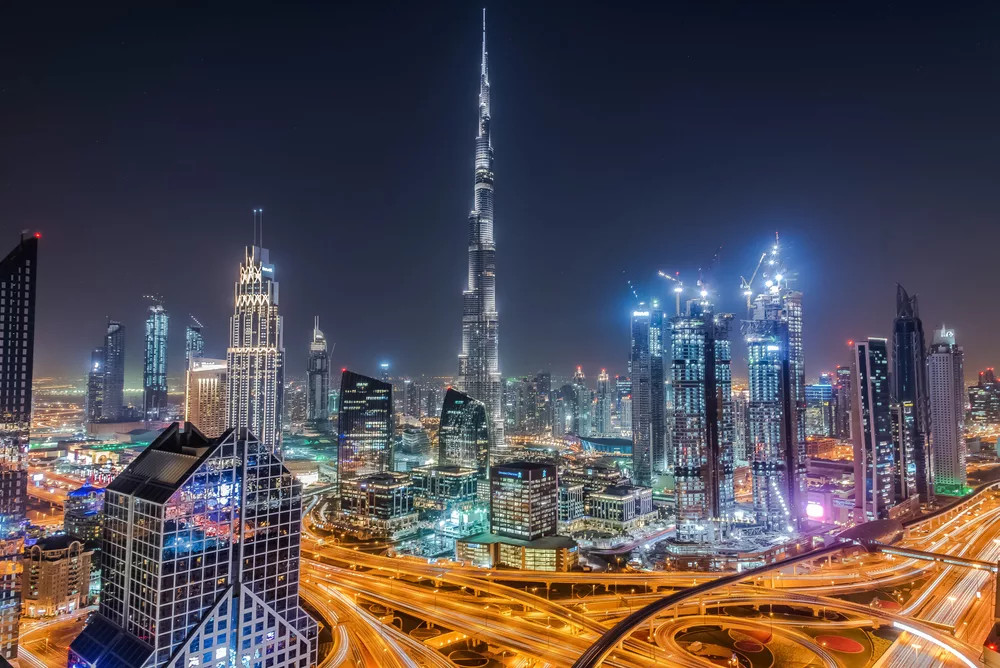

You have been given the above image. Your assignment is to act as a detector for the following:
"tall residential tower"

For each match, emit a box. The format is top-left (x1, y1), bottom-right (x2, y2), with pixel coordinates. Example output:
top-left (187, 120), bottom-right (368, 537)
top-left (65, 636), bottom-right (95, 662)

top-left (458, 11), bottom-right (504, 452)
top-left (142, 297), bottom-right (169, 420)
top-left (892, 285), bottom-right (933, 503)
top-left (928, 326), bottom-right (966, 494)
top-left (306, 316), bottom-right (331, 431)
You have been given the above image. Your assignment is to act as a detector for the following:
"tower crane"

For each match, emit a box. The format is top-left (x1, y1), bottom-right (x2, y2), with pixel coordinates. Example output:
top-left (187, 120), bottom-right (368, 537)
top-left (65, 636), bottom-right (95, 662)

top-left (657, 270), bottom-right (683, 316)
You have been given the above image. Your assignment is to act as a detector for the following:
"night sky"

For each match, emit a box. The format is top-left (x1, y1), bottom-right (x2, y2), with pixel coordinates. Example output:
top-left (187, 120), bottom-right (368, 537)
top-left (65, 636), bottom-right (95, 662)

top-left (4, 2), bottom-right (999, 387)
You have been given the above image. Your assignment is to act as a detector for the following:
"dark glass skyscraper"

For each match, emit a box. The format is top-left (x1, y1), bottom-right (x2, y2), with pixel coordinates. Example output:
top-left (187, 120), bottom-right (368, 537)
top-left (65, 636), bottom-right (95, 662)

top-left (439, 388), bottom-right (490, 494)
top-left (143, 298), bottom-right (169, 420)
top-left (458, 11), bottom-right (504, 451)
top-left (852, 338), bottom-right (900, 521)
top-left (671, 300), bottom-right (734, 543)
top-left (185, 317), bottom-right (205, 368)
top-left (0, 233), bottom-right (37, 660)
top-left (70, 424), bottom-right (317, 668)
top-left (86, 348), bottom-right (104, 422)
top-left (891, 284), bottom-right (933, 503)
top-left (103, 321), bottom-right (125, 421)
top-left (338, 370), bottom-right (393, 499)
top-left (630, 303), bottom-right (665, 486)
top-left (306, 316), bottom-right (331, 429)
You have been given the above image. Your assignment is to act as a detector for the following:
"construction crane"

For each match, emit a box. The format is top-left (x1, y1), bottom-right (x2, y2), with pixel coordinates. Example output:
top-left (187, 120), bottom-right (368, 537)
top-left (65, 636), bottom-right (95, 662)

top-left (657, 270), bottom-right (684, 315)
top-left (739, 252), bottom-right (767, 311)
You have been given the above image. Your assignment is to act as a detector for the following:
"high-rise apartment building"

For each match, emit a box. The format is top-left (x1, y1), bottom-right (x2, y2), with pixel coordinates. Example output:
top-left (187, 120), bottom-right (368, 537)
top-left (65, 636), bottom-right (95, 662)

top-left (102, 321), bottom-right (126, 421)
top-left (227, 237), bottom-right (284, 456)
top-left (834, 365), bottom-right (852, 440)
top-left (306, 316), bottom-right (331, 429)
top-left (143, 298), bottom-right (169, 420)
top-left (928, 326), bottom-right (966, 494)
top-left (614, 375), bottom-right (631, 434)
top-left (185, 358), bottom-right (228, 437)
top-left (743, 292), bottom-right (801, 532)
top-left (458, 12), bottom-right (504, 452)
top-left (672, 300), bottom-right (735, 542)
top-left (86, 348), bottom-right (105, 422)
top-left (572, 367), bottom-right (593, 438)
top-left (892, 285), bottom-right (933, 503)
top-left (852, 338), bottom-right (911, 521)
top-left (64, 484), bottom-right (105, 546)
top-left (0, 233), bottom-right (37, 660)
top-left (490, 461), bottom-right (557, 541)
top-left (731, 387), bottom-right (750, 466)
top-left (70, 424), bottom-right (317, 668)
top-left (338, 370), bottom-right (393, 498)
top-left (185, 318), bottom-right (205, 368)
top-left (630, 303), bottom-right (665, 485)
top-left (595, 369), bottom-right (612, 436)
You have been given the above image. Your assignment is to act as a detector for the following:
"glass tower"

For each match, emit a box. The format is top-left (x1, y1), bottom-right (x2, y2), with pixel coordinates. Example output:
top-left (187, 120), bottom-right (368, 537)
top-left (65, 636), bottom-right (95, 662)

top-left (852, 338), bottom-right (897, 521)
top-left (0, 233), bottom-right (37, 660)
top-left (629, 303), bottom-right (665, 485)
top-left (143, 299), bottom-right (169, 420)
top-left (227, 238), bottom-right (284, 457)
top-left (185, 319), bottom-right (205, 368)
top-left (103, 321), bottom-right (125, 421)
top-left (86, 348), bottom-right (105, 422)
top-left (69, 424), bottom-right (317, 668)
top-left (439, 388), bottom-right (490, 497)
top-left (595, 369), bottom-right (612, 436)
top-left (458, 10), bottom-right (504, 453)
top-left (306, 317), bottom-right (331, 427)
top-left (671, 300), bottom-right (735, 543)
top-left (338, 370), bottom-right (393, 499)
top-left (928, 326), bottom-right (966, 494)
top-left (892, 284), bottom-right (934, 503)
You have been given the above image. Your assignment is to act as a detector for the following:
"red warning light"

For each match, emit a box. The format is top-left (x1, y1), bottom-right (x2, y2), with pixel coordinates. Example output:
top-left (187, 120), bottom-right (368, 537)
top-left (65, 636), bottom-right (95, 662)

top-left (341, 367), bottom-right (346, 373)
top-left (847, 339), bottom-right (854, 346)
top-left (34, 232), bottom-right (41, 239)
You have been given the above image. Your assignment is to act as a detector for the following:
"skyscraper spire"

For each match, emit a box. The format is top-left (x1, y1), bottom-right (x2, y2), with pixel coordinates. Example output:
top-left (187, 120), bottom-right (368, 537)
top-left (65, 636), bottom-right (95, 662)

top-left (459, 10), bottom-right (504, 453)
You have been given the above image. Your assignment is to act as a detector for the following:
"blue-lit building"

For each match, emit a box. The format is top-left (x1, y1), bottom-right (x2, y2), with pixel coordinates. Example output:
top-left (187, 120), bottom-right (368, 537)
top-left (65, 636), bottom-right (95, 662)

top-left (672, 300), bottom-right (735, 543)
top-left (69, 423), bottom-right (317, 668)
top-left (64, 484), bottom-right (105, 546)
top-left (805, 384), bottom-right (835, 437)
top-left (338, 370), bottom-right (393, 500)
top-left (438, 388), bottom-right (489, 496)
top-left (143, 298), bottom-right (169, 420)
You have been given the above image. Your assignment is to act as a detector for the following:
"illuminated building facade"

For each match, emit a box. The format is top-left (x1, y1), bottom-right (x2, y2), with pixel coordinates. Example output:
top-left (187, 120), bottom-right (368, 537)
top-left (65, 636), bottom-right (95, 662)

top-left (458, 11), bottom-right (504, 452)
top-left (24, 535), bottom-right (93, 618)
top-left (438, 388), bottom-right (490, 493)
top-left (743, 295), bottom-right (799, 532)
top-left (928, 325), bottom-right (966, 493)
top-left (852, 338), bottom-right (900, 520)
top-left (69, 424), bottom-right (317, 668)
top-left (490, 461), bottom-right (557, 541)
top-left (0, 233), bottom-right (37, 660)
top-left (805, 384), bottom-right (834, 437)
top-left (64, 484), bottom-right (105, 546)
top-left (671, 300), bottom-right (735, 542)
top-left (185, 319), bottom-right (204, 368)
top-left (87, 320), bottom-right (126, 423)
top-left (185, 358), bottom-right (228, 437)
top-left (969, 368), bottom-right (1000, 429)
top-left (143, 298), bottom-right (169, 420)
top-left (340, 472), bottom-right (418, 537)
top-left (306, 316), bottom-right (331, 429)
top-left (227, 238), bottom-right (284, 456)
top-left (595, 369), bottom-right (612, 436)
top-left (338, 370), bottom-right (393, 498)
top-left (834, 365), bottom-right (852, 439)
top-left (892, 284), bottom-right (933, 503)
top-left (630, 303), bottom-right (665, 485)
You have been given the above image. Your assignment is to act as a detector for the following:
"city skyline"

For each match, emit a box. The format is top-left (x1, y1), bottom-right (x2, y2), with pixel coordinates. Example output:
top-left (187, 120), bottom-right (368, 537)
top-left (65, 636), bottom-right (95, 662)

top-left (8, 3), bottom-right (1000, 383)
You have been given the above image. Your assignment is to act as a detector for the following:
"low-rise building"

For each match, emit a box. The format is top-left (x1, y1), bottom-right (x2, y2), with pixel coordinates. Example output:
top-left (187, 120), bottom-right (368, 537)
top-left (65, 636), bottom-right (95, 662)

top-left (341, 472), bottom-right (419, 538)
top-left (411, 465), bottom-right (478, 511)
top-left (23, 535), bottom-right (93, 618)
top-left (455, 533), bottom-right (578, 572)
top-left (584, 485), bottom-right (655, 532)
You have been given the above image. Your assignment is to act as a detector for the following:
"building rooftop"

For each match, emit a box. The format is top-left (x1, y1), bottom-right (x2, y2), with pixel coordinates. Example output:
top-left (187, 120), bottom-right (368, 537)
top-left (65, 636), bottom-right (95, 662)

top-left (34, 534), bottom-right (86, 552)
top-left (591, 484), bottom-right (649, 498)
top-left (493, 461), bottom-right (553, 471)
top-left (107, 423), bottom-right (220, 504)
top-left (68, 483), bottom-right (106, 498)
top-left (413, 465), bottom-right (478, 476)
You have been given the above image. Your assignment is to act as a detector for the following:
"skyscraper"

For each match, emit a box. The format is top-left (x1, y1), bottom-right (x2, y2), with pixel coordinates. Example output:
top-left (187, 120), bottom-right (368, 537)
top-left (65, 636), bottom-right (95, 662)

top-left (672, 300), bottom-right (735, 542)
top-left (743, 292), bottom-right (800, 532)
top-left (227, 234), bottom-right (284, 456)
top-left (572, 366), bottom-right (593, 437)
top-left (306, 316), bottom-right (331, 430)
top-left (184, 358), bottom-right (228, 437)
top-left (892, 285), bottom-right (933, 503)
top-left (142, 297), bottom-right (169, 420)
top-left (338, 370), bottom-right (393, 498)
top-left (70, 424), bottom-right (317, 668)
top-left (439, 388), bottom-right (490, 497)
top-left (805, 384), bottom-right (835, 437)
top-left (85, 348), bottom-right (105, 423)
top-left (928, 325), bottom-right (966, 494)
top-left (458, 11), bottom-right (504, 452)
top-left (184, 317), bottom-right (204, 368)
top-left (852, 338), bottom-right (906, 521)
top-left (630, 303), bottom-right (665, 485)
top-left (490, 461), bottom-right (557, 541)
top-left (595, 369), bottom-right (612, 436)
top-left (834, 364), bottom-right (852, 440)
top-left (969, 368), bottom-right (1000, 429)
top-left (0, 233), bottom-right (37, 660)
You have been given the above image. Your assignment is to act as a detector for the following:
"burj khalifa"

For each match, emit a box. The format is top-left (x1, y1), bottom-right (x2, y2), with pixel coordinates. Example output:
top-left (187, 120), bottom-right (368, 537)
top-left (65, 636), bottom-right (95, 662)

top-left (458, 10), bottom-right (504, 449)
